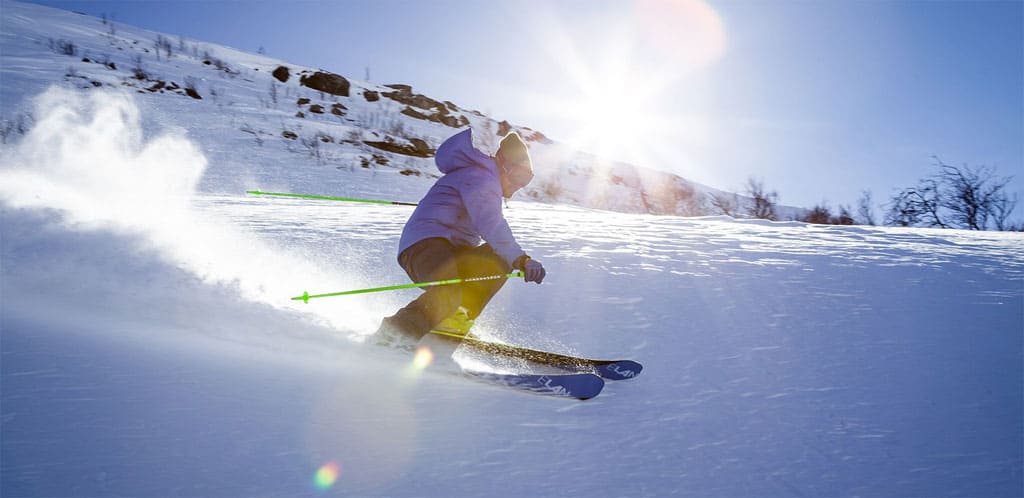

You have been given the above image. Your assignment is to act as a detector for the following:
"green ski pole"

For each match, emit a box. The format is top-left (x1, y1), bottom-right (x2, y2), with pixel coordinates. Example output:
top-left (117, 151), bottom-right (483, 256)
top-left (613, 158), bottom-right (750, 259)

top-left (247, 190), bottom-right (418, 206)
top-left (292, 271), bottom-right (524, 304)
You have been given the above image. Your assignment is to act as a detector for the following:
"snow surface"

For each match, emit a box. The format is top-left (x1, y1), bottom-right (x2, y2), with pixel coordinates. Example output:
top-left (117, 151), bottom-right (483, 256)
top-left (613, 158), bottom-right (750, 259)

top-left (2, 2), bottom-right (1023, 497)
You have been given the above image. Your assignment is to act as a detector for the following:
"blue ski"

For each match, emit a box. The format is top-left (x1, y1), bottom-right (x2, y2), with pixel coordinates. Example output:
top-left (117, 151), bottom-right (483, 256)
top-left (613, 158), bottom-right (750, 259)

top-left (428, 330), bottom-right (643, 381)
top-left (462, 370), bottom-right (604, 400)
top-left (592, 360), bottom-right (643, 381)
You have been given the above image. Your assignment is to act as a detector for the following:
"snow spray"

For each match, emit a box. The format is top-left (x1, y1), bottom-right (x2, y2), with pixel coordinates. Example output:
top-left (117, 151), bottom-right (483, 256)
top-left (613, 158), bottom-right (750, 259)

top-left (0, 87), bottom-right (379, 332)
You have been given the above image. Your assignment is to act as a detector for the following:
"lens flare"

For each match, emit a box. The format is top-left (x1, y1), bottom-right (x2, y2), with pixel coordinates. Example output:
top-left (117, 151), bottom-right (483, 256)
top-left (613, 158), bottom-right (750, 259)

top-left (411, 346), bottom-right (434, 370)
top-left (636, 0), bottom-right (727, 67)
top-left (314, 461), bottom-right (340, 490)
top-left (306, 386), bottom-right (418, 490)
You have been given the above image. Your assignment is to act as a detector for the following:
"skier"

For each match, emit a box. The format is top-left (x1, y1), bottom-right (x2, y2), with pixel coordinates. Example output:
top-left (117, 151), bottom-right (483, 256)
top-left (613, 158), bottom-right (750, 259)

top-left (373, 128), bottom-right (546, 348)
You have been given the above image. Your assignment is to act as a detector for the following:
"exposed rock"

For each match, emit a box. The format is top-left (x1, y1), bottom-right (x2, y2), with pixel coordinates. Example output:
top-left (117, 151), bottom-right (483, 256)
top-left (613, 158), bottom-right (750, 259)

top-left (370, 85), bottom-right (470, 128)
top-left (363, 90), bottom-right (379, 102)
top-left (282, 130), bottom-right (298, 139)
top-left (185, 88), bottom-right (202, 100)
top-left (442, 115), bottom-right (469, 128)
top-left (299, 71), bottom-right (350, 97)
top-left (330, 103), bottom-right (347, 116)
top-left (308, 104), bottom-right (324, 114)
top-left (360, 154), bottom-right (389, 168)
top-left (493, 123), bottom-right (550, 143)
top-left (297, 97), bottom-right (310, 105)
top-left (399, 105), bottom-right (467, 129)
top-left (363, 137), bottom-right (435, 158)
top-left (525, 130), bottom-right (552, 144)
top-left (272, 65), bottom-right (290, 83)
top-left (401, 107), bottom-right (428, 120)
top-left (382, 84), bottom-right (445, 113)
top-left (408, 138), bottom-right (432, 156)
top-left (497, 120), bottom-right (512, 137)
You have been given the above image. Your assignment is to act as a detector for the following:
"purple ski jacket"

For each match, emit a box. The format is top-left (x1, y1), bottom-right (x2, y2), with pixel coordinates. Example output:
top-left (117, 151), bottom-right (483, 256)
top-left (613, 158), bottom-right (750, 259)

top-left (398, 129), bottom-right (526, 267)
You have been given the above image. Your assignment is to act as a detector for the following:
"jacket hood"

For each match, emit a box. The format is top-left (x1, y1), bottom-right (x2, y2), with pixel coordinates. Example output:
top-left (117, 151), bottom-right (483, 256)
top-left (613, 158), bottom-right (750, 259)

top-left (435, 129), bottom-right (494, 174)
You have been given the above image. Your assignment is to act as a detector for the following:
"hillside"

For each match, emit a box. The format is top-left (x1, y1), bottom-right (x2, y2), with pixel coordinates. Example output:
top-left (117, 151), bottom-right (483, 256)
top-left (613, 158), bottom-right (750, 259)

top-left (0, 0), bottom-right (797, 217)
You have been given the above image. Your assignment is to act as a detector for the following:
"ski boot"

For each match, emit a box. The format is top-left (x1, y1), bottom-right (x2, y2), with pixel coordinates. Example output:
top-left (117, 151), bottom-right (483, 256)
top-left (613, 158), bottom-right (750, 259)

top-left (432, 306), bottom-right (475, 337)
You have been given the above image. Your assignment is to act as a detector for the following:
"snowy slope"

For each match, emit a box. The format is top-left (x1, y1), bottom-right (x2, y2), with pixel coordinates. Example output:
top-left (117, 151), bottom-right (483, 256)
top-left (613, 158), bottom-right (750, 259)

top-left (2, 2), bottom-right (1023, 498)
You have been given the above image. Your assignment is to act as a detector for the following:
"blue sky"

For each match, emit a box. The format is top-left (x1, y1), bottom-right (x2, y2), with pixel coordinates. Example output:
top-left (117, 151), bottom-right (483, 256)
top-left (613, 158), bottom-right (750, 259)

top-left (20, 0), bottom-right (1024, 211)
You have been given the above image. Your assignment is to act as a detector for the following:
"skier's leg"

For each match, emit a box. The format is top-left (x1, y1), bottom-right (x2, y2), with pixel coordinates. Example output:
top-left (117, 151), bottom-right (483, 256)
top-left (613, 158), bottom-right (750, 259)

top-left (455, 243), bottom-right (512, 320)
top-left (381, 238), bottom-right (462, 340)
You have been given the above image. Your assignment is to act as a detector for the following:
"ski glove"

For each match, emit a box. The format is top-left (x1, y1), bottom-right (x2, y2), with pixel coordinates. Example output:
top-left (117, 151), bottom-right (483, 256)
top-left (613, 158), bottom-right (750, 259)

top-left (521, 258), bottom-right (546, 284)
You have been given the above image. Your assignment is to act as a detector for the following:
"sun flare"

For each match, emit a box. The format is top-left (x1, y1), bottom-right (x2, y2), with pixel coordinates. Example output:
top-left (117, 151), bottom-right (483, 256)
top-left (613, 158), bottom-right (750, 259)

top-left (531, 0), bottom-right (727, 168)
top-left (560, 59), bottom-right (670, 165)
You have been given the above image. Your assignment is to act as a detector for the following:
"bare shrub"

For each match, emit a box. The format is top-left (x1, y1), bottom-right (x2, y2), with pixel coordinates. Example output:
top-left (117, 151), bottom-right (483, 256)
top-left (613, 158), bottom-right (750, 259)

top-left (886, 158), bottom-right (1017, 230)
top-left (131, 55), bottom-right (148, 80)
top-left (857, 190), bottom-right (877, 226)
top-left (48, 38), bottom-right (77, 56)
top-left (710, 192), bottom-right (739, 217)
top-left (154, 35), bottom-right (172, 60)
top-left (745, 177), bottom-right (778, 220)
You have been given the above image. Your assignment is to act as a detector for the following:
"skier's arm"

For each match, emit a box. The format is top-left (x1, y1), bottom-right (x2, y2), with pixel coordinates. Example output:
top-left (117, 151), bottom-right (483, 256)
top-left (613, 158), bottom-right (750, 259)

top-left (461, 179), bottom-right (526, 267)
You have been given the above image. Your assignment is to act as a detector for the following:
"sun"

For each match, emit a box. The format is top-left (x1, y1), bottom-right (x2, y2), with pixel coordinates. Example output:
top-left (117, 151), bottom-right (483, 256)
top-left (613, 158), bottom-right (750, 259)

top-left (528, 0), bottom-right (727, 168)
top-left (559, 59), bottom-right (670, 165)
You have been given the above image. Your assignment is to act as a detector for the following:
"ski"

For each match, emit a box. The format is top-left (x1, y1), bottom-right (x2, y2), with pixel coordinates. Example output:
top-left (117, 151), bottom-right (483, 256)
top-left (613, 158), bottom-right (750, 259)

top-left (428, 330), bottom-right (643, 381)
top-left (461, 370), bottom-right (604, 400)
top-left (373, 338), bottom-right (605, 400)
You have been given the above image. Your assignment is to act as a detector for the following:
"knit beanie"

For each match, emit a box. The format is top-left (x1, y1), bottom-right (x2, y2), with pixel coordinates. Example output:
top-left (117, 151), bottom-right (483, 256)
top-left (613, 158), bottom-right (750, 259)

top-left (497, 132), bottom-right (533, 176)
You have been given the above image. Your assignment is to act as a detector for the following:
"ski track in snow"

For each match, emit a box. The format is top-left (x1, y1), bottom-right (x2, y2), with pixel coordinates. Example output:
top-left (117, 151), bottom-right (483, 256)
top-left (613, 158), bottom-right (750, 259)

top-left (1, 2), bottom-right (1023, 497)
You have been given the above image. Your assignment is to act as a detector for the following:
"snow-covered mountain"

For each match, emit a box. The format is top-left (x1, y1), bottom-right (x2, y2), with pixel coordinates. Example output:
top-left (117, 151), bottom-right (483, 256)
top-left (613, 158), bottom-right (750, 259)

top-left (1, 2), bottom-right (1021, 497)
top-left (0, 0), bottom-right (797, 218)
